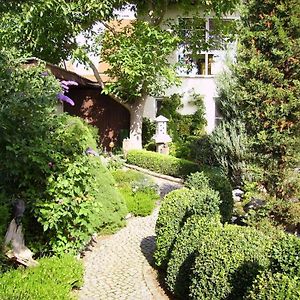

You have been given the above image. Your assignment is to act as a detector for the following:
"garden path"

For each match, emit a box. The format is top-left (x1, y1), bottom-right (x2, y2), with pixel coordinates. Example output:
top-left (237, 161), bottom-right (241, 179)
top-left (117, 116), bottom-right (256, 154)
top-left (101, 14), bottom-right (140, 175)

top-left (78, 176), bottom-right (182, 300)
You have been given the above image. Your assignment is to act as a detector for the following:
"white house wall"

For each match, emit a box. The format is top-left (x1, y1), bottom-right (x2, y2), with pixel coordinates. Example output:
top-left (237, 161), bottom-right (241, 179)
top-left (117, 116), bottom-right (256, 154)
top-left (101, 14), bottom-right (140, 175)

top-left (144, 8), bottom-right (238, 134)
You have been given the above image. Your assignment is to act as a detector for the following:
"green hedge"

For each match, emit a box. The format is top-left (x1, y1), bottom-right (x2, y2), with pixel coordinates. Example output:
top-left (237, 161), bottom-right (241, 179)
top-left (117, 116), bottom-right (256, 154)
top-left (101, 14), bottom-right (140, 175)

top-left (189, 224), bottom-right (272, 300)
top-left (33, 155), bottom-right (127, 254)
top-left (204, 168), bottom-right (233, 223)
top-left (0, 255), bottom-right (83, 300)
top-left (186, 170), bottom-right (233, 223)
top-left (244, 272), bottom-right (300, 300)
top-left (154, 188), bottom-right (192, 269)
top-left (165, 215), bottom-right (222, 298)
top-left (154, 186), bottom-right (220, 270)
top-left (126, 150), bottom-right (199, 178)
top-left (270, 234), bottom-right (300, 277)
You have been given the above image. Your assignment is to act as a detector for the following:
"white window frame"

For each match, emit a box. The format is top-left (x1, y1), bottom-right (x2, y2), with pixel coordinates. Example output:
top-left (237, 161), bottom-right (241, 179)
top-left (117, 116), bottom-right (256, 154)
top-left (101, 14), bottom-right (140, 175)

top-left (176, 17), bottom-right (234, 78)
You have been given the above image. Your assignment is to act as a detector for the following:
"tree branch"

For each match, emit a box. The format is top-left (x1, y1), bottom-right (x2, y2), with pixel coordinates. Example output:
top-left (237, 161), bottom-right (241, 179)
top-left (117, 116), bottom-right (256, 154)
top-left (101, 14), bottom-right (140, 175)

top-left (100, 21), bottom-right (117, 35)
top-left (87, 58), bottom-right (130, 111)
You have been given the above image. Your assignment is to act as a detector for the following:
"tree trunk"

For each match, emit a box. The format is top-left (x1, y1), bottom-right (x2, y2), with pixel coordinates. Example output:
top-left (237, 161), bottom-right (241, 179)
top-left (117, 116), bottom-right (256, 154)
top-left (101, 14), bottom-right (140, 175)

top-left (128, 96), bottom-right (146, 150)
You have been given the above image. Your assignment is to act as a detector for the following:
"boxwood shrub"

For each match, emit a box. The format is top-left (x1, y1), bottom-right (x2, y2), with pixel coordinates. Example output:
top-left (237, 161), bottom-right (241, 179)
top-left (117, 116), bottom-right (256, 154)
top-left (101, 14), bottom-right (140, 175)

top-left (270, 233), bottom-right (300, 277)
top-left (154, 188), bottom-right (192, 269)
top-left (126, 150), bottom-right (199, 178)
top-left (165, 215), bottom-right (222, 298)
top-left (154, 186), bottom-right (220, 270)
top-left (203, 167), bottom-right (233, 223)
top-left (189, 224), bottom-right (272, 300)
top-left (0, 255), bottom-right (83, 300)
top-left (186, 170), bottom-right (233, 223)
top-left (244, 272), bottom-right (300, 300)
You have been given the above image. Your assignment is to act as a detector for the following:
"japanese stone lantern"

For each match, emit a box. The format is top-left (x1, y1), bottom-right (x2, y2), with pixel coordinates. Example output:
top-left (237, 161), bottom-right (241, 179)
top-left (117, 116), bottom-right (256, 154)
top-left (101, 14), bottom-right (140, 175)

top-left (152, 115), bottom-right (172, 155)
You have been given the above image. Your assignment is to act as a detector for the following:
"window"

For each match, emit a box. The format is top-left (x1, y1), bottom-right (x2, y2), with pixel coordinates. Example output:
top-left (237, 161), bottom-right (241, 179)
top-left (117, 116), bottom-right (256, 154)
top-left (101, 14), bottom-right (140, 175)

top-left (155, 98), bottom-right (163, 115)
top-left (214, 97), bottom-right (223, 126)
top-left (177, 17), bottom-right (234, 76)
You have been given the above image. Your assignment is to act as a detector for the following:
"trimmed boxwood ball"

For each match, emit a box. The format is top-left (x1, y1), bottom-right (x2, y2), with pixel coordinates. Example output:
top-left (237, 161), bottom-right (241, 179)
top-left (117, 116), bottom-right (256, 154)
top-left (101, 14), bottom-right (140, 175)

top-left (203, 168), bottom-right (233, 223)
top-left (165, 215), bottom-right (222, 299)
top-left (270, 233), bottom-right (300, 277)
top-left (185, 170), bottom-right (233, 223)
top-left (126, 150), bottom-right (199, 178)
top-left (244, 272), bottom-right (300, 300)
top-left (154, 188), bottom-right (192, 270)
top-left (185, 171), bottom-right (210, 190)
top-left (189, 224), bottom-right (272, 300)
top-left (154, 186), bottom-right (221, 270)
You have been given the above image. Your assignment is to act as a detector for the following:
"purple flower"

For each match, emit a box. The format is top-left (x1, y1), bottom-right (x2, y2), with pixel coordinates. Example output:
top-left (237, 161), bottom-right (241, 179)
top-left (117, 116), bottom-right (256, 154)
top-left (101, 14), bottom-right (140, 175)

top-left (40, 71), bottom-right (49, 77)
top-left (57, 93), bottom-right (75, 106)
top-left (61, 80), bottom-right (78, 87)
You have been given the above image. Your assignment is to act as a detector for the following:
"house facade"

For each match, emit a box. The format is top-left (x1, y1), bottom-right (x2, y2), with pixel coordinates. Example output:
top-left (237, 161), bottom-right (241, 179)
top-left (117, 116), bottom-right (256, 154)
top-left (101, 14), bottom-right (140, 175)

top-left (66, 7), bottom-right (238, 139)
top-left (143, 9), bottom-right (238, 133)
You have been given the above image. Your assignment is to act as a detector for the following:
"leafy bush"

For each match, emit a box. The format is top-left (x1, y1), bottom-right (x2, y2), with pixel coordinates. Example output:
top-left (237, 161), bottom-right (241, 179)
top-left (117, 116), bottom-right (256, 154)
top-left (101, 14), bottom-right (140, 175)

top-left (118, 187), bottom-right (157, 217)
top-left (154, 188), bottom-right (192, 269)
top-left (189, 224), bottom-right (272, 300)
top-left (208, 120), bottom-right (250, 187)
top-left (126, 150), bottom-right (199, 178)
top-left (186, 170), bottom-right (233, 223)
top-left (157, 93), bottom-right (207, 159)
top-left (185, 171), bottom-right (210, 190)
top-left (0, 255), bottom-right (83, 299)
top-left (0, 51), bottom-right (127, 255)
top-left (165, 215), bottom-right (222, 298)
top-left (0, 193), bottom-right (11, 273)
top-left (154, 186), bottom-right (221, 270)
top-left (190, 134), bottom-right (218, 166)
top-left (270, 234), bottom-right (300, 277)
top-left (270, 200), bottom-right (300, 234)
top-left (112, 169), bottom-right (159, 216)
top-left (142, 117), bottom-right (156, 148)
top-left (34, 154), bottom-right (127, 254)
top-left (244, 272), bottom-right (300, 300)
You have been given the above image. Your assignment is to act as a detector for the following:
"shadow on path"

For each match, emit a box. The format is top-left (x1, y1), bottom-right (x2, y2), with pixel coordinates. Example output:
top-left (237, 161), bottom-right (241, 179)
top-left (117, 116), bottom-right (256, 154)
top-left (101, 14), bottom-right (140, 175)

top-left (159, 183), bottom-right (182, 198)
top-left (140, 235), bottom-right (156, 267)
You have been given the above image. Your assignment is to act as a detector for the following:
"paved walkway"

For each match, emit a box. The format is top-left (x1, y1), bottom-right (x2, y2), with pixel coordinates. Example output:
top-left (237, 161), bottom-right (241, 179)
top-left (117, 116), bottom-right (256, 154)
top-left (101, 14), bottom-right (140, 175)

top-left (79, 177), bottom-right (182, 300)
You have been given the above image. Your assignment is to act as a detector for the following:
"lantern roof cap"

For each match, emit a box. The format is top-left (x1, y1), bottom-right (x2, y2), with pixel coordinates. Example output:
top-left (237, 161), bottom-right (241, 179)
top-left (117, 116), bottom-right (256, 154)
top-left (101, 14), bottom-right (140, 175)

top-left (155, 115), bottom-right (169, 122)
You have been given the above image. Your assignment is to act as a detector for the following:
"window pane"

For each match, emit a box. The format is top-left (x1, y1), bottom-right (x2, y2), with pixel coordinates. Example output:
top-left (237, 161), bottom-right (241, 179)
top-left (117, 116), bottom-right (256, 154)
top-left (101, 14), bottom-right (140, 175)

top-left (178, 17), bottom-right (206, 50)
top-left (208, 54), bottom-right (214, 75)
top-left (195, 54), bottom-right (206, 75)
top-left (208, 19), bottom-right (235, 50)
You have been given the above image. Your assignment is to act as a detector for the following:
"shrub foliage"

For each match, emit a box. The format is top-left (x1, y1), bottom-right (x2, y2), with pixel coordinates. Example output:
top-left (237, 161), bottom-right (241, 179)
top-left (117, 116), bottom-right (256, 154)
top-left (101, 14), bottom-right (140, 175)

top-left (0, 50), bottom-right (127, 255)
top-left (0, 255), bottom-right (83, 300)
top-left (126, 150), bottom-right (199, 178)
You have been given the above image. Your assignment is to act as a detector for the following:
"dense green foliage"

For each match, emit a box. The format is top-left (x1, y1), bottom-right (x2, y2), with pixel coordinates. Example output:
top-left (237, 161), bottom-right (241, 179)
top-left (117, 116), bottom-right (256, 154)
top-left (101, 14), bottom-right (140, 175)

top-left (271, 234), bottom-right (300, 277)
top-left (157, 93), bottom-right (207, 159)
top-left (126, 150), bottom-right (199, 178)
top-left (217, 0), bottom-right (300, 198)
top-left (0, 0), bottom-right (123, 63)
top-left (101, 20), bottom-right (179, 102)
top-left (189, 225), bottom-right (272, 300)
top-left (0, 255), bottom-right (83, 299)
top-left (154, 188), bottom-right (195, 269)
top-left (155, 176), bottom-right (222, 270)
top-left (244, 272), bottom-right (300, 300)
top-left (186, 170), bottom-right (233, 223)
top-left (166, 215), bottom-right (222, 298)
top-left (0, 50), bottom-right (127, 255)
top-left (112, 169), bottom-right (159, 216)
top-left (207, 121), bottom-right (250, 186)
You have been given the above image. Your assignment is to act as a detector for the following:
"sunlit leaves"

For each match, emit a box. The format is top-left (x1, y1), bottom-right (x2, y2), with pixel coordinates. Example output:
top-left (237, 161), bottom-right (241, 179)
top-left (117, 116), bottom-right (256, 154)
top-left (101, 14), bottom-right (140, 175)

top-left (101, 20), bottom-right (180, 102)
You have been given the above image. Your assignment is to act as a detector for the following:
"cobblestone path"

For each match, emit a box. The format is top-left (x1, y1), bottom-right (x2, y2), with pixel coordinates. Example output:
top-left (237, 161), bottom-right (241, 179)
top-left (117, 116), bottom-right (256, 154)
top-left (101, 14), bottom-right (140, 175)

top-left (79, 177), bottom-right (181, 300)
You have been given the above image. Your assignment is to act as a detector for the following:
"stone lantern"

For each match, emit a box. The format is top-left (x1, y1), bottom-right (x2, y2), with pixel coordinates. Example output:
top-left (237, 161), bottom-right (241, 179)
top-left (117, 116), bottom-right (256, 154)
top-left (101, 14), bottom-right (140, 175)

top-left (152, 115), bottom-right (172, 155)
